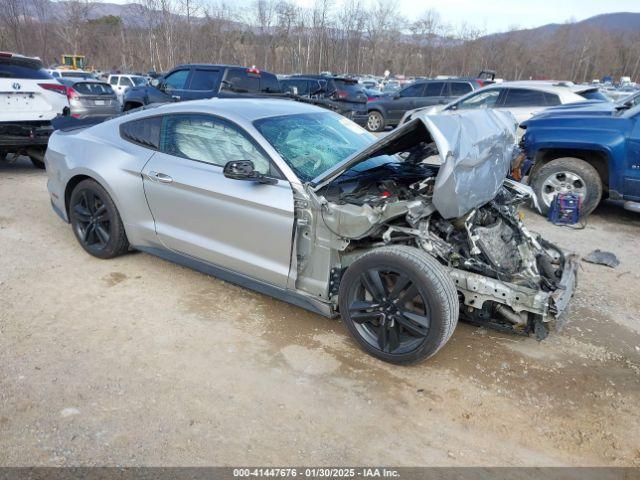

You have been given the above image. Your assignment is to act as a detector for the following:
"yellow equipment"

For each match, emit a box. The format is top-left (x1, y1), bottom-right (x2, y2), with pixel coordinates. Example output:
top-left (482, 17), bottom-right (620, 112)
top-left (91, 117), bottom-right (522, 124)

top-left (61, 55), bottom-right (86, 70)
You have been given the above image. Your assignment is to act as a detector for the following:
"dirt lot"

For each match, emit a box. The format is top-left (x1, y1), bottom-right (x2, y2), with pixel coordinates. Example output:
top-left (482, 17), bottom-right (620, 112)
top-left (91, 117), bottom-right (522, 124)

top-left (1, 156), bottom-right (639, 466)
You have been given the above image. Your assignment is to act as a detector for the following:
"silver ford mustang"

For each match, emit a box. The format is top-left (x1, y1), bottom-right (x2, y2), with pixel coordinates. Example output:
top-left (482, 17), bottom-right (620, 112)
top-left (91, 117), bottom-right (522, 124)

top-left (45, 99), bottom-right (578, 364)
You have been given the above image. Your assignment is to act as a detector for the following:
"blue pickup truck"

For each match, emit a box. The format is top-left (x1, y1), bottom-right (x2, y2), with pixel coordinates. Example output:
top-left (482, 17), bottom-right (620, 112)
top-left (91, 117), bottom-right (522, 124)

top-left (520, 96), bottom-right (640, 216)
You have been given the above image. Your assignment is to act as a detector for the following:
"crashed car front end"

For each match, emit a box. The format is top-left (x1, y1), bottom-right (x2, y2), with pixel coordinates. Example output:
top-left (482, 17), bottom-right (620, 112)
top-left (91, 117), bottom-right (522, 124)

top-left (307, 109), bottom-right (578, 338)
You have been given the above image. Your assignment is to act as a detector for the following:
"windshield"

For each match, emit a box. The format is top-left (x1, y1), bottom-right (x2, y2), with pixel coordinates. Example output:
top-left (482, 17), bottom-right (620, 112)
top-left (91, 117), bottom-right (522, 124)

top-left (254, 112), bottom-right (381, 182)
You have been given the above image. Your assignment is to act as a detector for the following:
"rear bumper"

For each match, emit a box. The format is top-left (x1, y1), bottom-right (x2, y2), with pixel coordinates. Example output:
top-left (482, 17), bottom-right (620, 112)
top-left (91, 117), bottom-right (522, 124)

top-left (0, 121), bottom-right (53, 148)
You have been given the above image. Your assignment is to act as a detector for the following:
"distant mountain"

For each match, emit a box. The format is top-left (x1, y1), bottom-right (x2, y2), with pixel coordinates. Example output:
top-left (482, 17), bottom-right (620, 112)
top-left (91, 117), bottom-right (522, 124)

top-left (580, 12), bottom-right (640, 32)
top-left (481, 12), bottom-right (640, 43)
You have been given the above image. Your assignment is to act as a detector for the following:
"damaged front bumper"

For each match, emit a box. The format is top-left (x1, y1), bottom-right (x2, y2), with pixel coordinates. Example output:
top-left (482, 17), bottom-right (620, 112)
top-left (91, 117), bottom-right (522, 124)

top-left (450, 252), bottom-right (579, 323)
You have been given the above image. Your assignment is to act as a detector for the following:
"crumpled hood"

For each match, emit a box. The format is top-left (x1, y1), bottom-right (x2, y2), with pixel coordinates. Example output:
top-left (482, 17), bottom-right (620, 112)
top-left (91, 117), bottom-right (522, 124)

top-left (427, 110), bottom-right (518, 218)
top-left (312, 109), bottom-right (518, 220)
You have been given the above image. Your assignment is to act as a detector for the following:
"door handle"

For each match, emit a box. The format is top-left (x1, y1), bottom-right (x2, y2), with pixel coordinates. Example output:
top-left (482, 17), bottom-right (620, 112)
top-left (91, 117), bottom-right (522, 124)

top-left (148, 171), bottom-right (173, 183)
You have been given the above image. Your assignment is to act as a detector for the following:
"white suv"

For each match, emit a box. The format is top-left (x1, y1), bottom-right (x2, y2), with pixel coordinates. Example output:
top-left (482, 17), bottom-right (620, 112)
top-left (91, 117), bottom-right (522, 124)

top-left (0, 52), bottom-right (69, 168)
top-left (107, 74), bottom-right (147, 104)
top-left (400, 81), bottom-right (610, 128)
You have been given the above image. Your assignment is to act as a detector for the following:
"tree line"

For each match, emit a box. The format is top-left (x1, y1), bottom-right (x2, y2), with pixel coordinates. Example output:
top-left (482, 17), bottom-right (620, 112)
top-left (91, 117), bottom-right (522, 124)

top-left (1, 0), bottom-right (639, 82)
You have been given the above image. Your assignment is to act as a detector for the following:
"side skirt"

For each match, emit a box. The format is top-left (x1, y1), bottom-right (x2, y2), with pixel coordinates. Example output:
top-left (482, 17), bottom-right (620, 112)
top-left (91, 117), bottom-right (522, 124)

top-left (134, 245), bottom-right (334, 318)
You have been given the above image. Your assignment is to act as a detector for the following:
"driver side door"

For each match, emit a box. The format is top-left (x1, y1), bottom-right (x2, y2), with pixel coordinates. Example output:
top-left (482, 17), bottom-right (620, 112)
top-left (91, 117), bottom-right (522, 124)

top-left (142, 113), bottom-right (295, 287)
top-left (159, 68), bottom-right (191, 102)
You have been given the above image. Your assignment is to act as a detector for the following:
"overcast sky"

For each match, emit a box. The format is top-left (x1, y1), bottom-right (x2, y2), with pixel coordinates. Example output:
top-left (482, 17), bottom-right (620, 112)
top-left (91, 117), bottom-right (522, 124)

top-left (389, 0), bottom-right (640, 33)
top-left (100, 0), bottom-right (640, 34)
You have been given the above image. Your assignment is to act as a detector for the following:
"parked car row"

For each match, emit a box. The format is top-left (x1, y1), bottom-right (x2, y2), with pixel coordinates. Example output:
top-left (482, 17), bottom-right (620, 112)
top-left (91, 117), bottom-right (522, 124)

top-left (2, 51), bottom-right (639, 219)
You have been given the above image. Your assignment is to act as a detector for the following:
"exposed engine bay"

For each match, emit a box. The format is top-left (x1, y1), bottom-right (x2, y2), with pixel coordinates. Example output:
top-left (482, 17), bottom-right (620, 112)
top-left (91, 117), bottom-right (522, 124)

top-left (303, 110), bottom-right (578, 339)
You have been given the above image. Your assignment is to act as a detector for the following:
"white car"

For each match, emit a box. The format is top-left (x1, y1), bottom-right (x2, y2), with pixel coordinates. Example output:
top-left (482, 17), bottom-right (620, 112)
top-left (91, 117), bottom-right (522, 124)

top-left (400, 81), bottom-right (610, 128)
top-left (1, 52), bottom-right (69, 168)
top-left (47, 69), bottom-right (95, 81)
top-left (107, 74), bottom-right (147, 104)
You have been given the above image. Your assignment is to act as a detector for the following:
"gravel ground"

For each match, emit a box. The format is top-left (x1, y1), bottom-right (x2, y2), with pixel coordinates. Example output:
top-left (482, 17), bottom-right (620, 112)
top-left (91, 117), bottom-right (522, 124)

top-left (1, 156), bottom-right (639, 466)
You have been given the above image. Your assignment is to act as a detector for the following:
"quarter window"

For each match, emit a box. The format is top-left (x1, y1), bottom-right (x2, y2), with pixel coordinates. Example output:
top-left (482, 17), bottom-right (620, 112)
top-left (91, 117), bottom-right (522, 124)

top-left (120, 116), bottom-right (162, 150)
top-left (160, 114), bottom-right (272, 175)
top-left (542, 92), bottom-right (561, 106)
top-left (109, 76), bottom-right (119, 85)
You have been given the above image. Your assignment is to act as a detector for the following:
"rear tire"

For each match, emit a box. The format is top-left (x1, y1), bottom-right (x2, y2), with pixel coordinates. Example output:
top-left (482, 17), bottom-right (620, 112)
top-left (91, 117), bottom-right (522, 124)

top-left (531, 157), bottom-right (602, 216)
top-left (366, 111), bottom-right (385, 132)
top-left (29, 156), bottom-right (45, 169)
top-left (69, 179), bottom-right (129, 259)
top-left (123, 102), bottom-right (142, 112)
top-left (338, 246), bottom-right (458, 364)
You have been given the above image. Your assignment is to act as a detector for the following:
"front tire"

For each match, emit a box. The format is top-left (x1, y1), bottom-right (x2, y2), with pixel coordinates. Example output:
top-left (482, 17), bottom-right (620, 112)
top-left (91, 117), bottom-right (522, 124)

top-left (338, 246), bottom-right (459, 364)
top-left (69, 179), bottom-right (129, 259)
top-left (531, 157), bottom-right (602, 216)
top-left (366, 111), bottom-right (385, 132)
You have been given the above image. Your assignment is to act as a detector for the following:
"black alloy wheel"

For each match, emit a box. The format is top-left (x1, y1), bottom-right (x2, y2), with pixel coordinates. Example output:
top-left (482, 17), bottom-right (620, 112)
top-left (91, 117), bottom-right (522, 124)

top-left (347, 268), bottom-right (431, 355)
top-left (69, 179), bottom-right (129, 259)
top-left (73, 188), bottom-right (111, 250)
top-left (339, 246), bottom-right (459, 364)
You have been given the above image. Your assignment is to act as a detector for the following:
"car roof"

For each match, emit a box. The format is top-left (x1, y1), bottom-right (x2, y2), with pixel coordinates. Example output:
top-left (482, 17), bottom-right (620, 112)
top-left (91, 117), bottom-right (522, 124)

top-left (125, 98), bottom-right (328, 123)
top-left (491, 80), bottom-right (596, 94)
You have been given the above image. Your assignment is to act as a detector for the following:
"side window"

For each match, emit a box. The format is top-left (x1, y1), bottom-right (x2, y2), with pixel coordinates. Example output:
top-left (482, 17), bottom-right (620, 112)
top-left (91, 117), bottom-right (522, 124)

top-left (542, 92), bottom-right (561, 106)
top-left (456, 89), bottom-right (500, 110)
top-left (120, 116), bottom-right (161, 150)
top-left (160, 114), bottom-right (274, 175)
top-left (260, 74), bottom-right (281, 93)
top-left (189, 69), bottom-right (220, 91)
top-left (109, 76), bottom-right (118, 85)
top-left (450, 82), bottom-right (473, 96)
top-left (399, 83), bottom-right (425, 97)
top-left (119, 77), bottom-right (133, 87)
top-left (222, 69), bottom-right (260, 93)
top-left (163, 69), bottom-right (189, 90)
top-left (424, 82), bottom-right (445, 97)
top-left (502, 88), bottom-right (546, 107)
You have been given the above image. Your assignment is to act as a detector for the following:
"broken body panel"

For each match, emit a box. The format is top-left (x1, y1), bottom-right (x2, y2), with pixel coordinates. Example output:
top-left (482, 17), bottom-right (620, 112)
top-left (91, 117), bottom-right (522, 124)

top-left (297, 110), bottom-right (578, 335)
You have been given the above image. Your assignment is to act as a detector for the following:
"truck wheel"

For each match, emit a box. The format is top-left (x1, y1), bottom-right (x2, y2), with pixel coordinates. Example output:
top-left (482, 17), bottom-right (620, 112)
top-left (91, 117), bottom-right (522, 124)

top-left (531, 157), bottom-right (603, 216)
top-left (29, 156), bottom-right (45, 169)
top-left (366, 111), bottom-right (385, 132)
top-left (338, 246), bottom-right (458, 364)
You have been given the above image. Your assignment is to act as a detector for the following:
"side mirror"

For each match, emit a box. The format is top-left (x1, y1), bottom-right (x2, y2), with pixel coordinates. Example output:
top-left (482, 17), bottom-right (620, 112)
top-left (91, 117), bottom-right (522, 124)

top-left (393, 93), bottom-right (401, 99)
top-left (223, 160), bottom-right (277, 185)
top-left (289, 86), bottom-right (299, 96)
